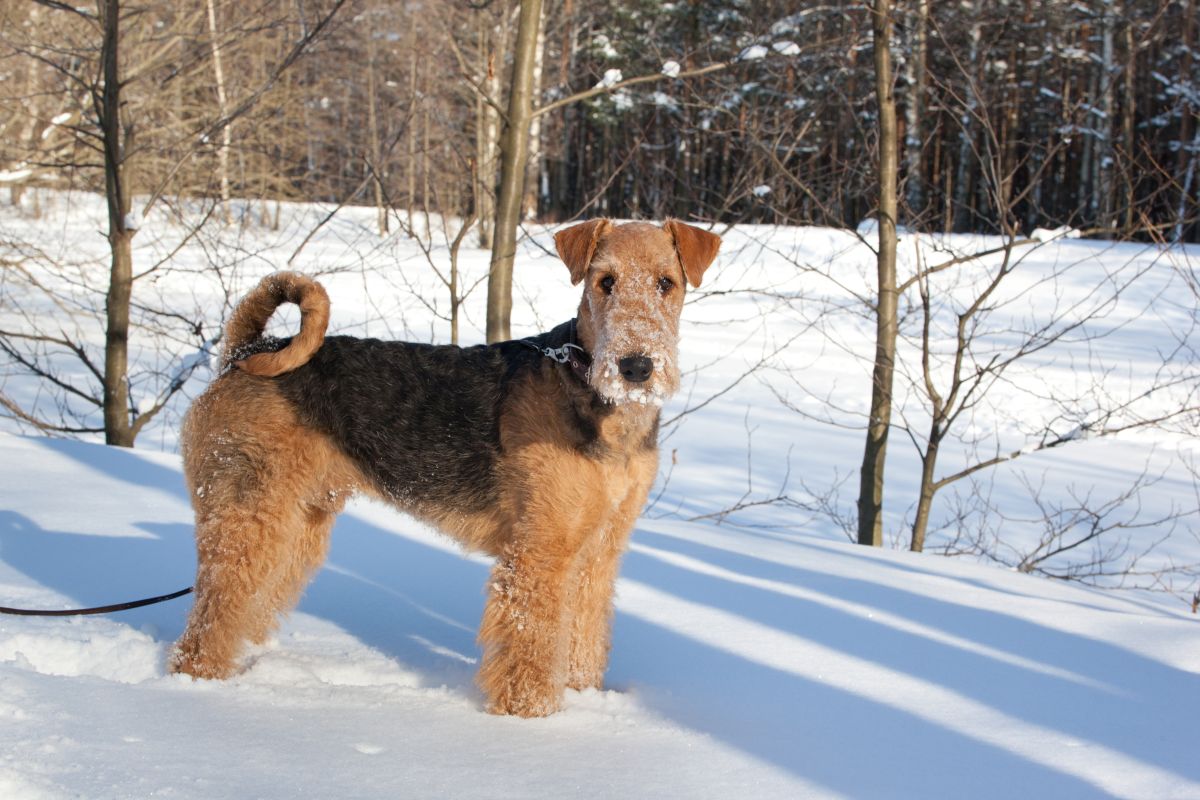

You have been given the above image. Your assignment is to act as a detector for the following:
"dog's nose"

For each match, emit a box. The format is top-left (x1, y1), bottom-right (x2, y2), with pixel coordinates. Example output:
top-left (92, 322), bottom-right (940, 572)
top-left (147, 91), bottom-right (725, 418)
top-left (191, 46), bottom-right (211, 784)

top-left (618, 355), bottom-right (654, 383)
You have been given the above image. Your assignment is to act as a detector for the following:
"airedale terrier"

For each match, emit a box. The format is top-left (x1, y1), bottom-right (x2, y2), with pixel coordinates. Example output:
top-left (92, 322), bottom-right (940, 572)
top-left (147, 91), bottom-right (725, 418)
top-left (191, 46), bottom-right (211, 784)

top-left (169, 218), bottom-right (720, 716)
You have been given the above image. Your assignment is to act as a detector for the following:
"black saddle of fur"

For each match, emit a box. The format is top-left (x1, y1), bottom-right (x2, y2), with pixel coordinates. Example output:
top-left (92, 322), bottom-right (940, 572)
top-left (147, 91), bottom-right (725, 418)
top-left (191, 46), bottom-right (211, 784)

top-left (242, 321), bottom-right (637, 512)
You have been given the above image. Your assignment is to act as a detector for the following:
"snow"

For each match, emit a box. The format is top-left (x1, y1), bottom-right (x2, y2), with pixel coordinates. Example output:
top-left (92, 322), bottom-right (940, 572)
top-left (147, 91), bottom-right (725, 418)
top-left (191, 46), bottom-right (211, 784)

top-left (772, 41), bottom-right (800, 56)
top-left (661, 60), bottom-right (681, 78)
top-left (611, 90), bottom-right (634, 112)
top-left (1, 433), bottom-right (1198, 798)
top-left (1030, 225), bottom-right (1082, 242)
top-left (592, 33), bottom-right (618, 60)
top-left (856, 216), bottom-right (913, 236)
top-left (650, 91), bottom-right (677, 110)
top-left (752, 184), bottom-right (772, 197)
top-left (0, 434), bottom-right (1195, 796)
top-left (0, 168), bottom-right (33, 183)
top-left (0, 192), bottom-right (1198, 797)
top-left (596, 68), bottom-right (623, 89)
top-left (738, 44), bottom-right (769, 62)
top-left (40, 112), bottom-right (72, 141)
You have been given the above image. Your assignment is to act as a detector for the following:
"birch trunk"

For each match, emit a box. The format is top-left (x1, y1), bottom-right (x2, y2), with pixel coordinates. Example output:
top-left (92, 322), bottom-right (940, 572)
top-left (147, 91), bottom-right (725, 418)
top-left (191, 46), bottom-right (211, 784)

top-left (366, 23), bottom-right (388, 235)
top-left (1174, 0), bottom-right (1196, 242)
top-left (903, 0), bottom-right (928, 219)
top-left (523, 15), bottom-right (545, 219)
top-left (205, 0), bottom-right (232, 220)
top-left (1092, 7), bottom-right (1117, 233)
top-left (952, 0), bottom-right (982, 231)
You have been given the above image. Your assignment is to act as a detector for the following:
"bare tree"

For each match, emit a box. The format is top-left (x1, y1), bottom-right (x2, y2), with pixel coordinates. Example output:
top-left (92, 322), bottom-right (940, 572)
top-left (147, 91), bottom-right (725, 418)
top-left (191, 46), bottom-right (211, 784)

top-left (97, 0), bottom-right (136, 445)
top-left (485, 0), bottom-right (543, 344)
top-left (857, 0), bottom-right (899, 546)
top-left (902, 231), bottom-right (1199, 552)
top-left (204, 0), bottom-right (232, 220)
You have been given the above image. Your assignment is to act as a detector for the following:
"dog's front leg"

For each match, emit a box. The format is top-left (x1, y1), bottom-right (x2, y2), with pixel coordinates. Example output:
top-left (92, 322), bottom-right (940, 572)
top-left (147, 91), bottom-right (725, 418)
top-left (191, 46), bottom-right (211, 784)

top-left (563, 475), bottom-right (650, 691)
top-left (477, 536), bottom-right (577, 717)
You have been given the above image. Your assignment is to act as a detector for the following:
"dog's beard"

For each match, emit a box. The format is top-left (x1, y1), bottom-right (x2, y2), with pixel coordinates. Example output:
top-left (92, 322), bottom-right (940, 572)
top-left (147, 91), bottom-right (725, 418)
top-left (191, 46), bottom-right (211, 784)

top-left (588, 319), bottom-right (680, 406)
top-left (591, 356), bottom-right (676, 406)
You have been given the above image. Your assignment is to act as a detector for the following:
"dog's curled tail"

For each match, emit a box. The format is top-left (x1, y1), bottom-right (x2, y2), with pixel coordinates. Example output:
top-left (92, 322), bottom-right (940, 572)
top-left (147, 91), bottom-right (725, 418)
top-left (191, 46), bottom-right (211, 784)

top-left (222, 271), bottom-right (330, 377)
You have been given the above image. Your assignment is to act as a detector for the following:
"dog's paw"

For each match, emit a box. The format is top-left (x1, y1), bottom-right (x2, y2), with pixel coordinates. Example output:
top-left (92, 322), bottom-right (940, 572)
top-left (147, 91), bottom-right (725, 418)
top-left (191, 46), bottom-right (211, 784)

top-left (486, 690), bottom-right (563, 718)
top-left (168, 647), bottom-right (236, 680)
top-left (565, 668), bottom-right (603, 692)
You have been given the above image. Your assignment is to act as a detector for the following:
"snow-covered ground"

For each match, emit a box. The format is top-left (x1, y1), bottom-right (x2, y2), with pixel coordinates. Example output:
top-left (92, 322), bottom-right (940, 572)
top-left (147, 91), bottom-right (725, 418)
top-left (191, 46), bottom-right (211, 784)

top-left (1, 192), bottom-right (1198, 798)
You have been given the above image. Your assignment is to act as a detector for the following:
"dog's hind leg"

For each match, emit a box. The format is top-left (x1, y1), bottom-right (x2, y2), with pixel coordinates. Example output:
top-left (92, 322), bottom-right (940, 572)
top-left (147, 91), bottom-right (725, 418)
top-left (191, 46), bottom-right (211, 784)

top-left (171, 489), bottom-right (343, 678)
top-left (245, 504), bottom-right (337, 646)
top-left (172, 461), bottom-right (353, 678)
top-left (171, 500), bottom-right (302, 679)
top-left (171, 376), bottom-right (359, 679)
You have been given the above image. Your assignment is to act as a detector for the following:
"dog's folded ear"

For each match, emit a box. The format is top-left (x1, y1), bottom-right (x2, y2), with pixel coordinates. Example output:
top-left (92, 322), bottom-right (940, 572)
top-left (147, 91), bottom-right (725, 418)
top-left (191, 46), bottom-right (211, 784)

top-left (663, 219), bottom-right (721, 288)
top-left (554, 218), bottom-right (612, 285)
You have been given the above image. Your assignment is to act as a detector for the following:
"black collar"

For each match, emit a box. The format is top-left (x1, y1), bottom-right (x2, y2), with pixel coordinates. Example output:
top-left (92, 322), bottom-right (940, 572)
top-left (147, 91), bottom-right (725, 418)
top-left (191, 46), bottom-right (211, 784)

top-left (521, 320), bottom-right (592, 384)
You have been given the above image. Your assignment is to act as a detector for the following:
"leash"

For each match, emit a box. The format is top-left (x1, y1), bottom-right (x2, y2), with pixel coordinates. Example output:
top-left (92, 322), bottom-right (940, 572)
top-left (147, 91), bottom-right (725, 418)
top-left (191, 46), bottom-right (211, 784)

top-left (0, 586), bottom-right (193, 617)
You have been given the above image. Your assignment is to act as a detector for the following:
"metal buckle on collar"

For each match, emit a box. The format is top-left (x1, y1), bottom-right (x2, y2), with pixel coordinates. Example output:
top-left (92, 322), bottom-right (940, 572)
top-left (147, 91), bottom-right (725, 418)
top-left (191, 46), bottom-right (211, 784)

top-left (521, 336), bottom-right (592, 384)
top-left (537, 342), bottom-right (585, 364)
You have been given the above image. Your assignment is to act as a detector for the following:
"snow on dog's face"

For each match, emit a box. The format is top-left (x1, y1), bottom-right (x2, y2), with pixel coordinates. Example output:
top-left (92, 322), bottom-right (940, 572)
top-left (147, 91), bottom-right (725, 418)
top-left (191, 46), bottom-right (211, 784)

top-left (555, 219), bottom-right (720, 406)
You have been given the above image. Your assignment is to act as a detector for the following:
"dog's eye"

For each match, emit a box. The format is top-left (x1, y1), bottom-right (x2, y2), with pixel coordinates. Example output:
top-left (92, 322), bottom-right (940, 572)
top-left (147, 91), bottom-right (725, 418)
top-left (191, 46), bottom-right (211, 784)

top-left (599, 275), bottom-right (615, 295)
top-left (657, 277), bottom-right (675, 294)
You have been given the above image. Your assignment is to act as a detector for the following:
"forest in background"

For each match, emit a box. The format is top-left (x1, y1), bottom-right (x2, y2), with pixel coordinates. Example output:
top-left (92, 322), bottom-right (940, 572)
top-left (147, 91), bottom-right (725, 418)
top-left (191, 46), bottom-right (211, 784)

top-left (1, 0), bottom-right (1198, 243)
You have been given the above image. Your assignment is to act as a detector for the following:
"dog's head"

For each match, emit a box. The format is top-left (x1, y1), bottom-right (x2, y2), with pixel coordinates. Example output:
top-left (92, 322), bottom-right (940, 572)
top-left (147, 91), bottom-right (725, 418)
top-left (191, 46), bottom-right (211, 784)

top-left (554, 218), bottom-right (720, 405)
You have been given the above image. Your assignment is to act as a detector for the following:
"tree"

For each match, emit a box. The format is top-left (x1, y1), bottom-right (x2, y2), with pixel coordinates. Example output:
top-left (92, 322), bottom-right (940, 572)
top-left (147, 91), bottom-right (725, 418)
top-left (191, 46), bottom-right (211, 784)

top-left (857, 0), bottom-right (899, 546)
top-left (486, 0), bottom-right (543, 344)
top-left (96, 0), bottom-right (136, 446)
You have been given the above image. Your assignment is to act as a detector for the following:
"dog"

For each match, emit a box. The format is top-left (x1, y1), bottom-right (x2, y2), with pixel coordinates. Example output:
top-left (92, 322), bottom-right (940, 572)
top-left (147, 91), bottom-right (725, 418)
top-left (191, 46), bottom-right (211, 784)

top-left (169, 218), bottom-right (720, 717)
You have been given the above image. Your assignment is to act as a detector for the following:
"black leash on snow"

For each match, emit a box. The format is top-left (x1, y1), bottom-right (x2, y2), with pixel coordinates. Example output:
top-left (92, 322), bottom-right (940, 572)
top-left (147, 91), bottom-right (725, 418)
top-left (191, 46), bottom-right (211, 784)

top-left (0, 586), bottom-right (193, 617)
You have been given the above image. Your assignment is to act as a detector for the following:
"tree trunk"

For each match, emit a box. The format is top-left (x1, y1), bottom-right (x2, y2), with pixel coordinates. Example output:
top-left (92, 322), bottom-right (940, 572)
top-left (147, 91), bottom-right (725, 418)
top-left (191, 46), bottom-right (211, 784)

top-left (903, 0), bottom-right (928, 220)
top-left (1122, 14), bottom-right (1136, 233)
top-left (407, 42), bottom-right (417, 230)
top-left (1097, 6), bottom-right (1116, 232)
top-left (523, 14), bottom-right (546, 219)
top-left (910, 434), bottom-right (940, 552)
top-left (486, 0), bottom-right (542, 344)
top-left (98, 0), bottom-right (135, 447)
top-left (366, 20), bottom-right (388, 235)
top-left (474, 8), bottom-right (509, 250)
top-left (421, 66), bottom-right (431, 240)
top-left (857, 0), bottom-right (899, 547)
top-left (1175, 0), bottom-right (1197, 242)
top-left (474, 30), bottom-right (495, 248)
top-left (952, 0), bottom-right (982, 231)
top-left (205, 0), bottom-right (232, 221)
